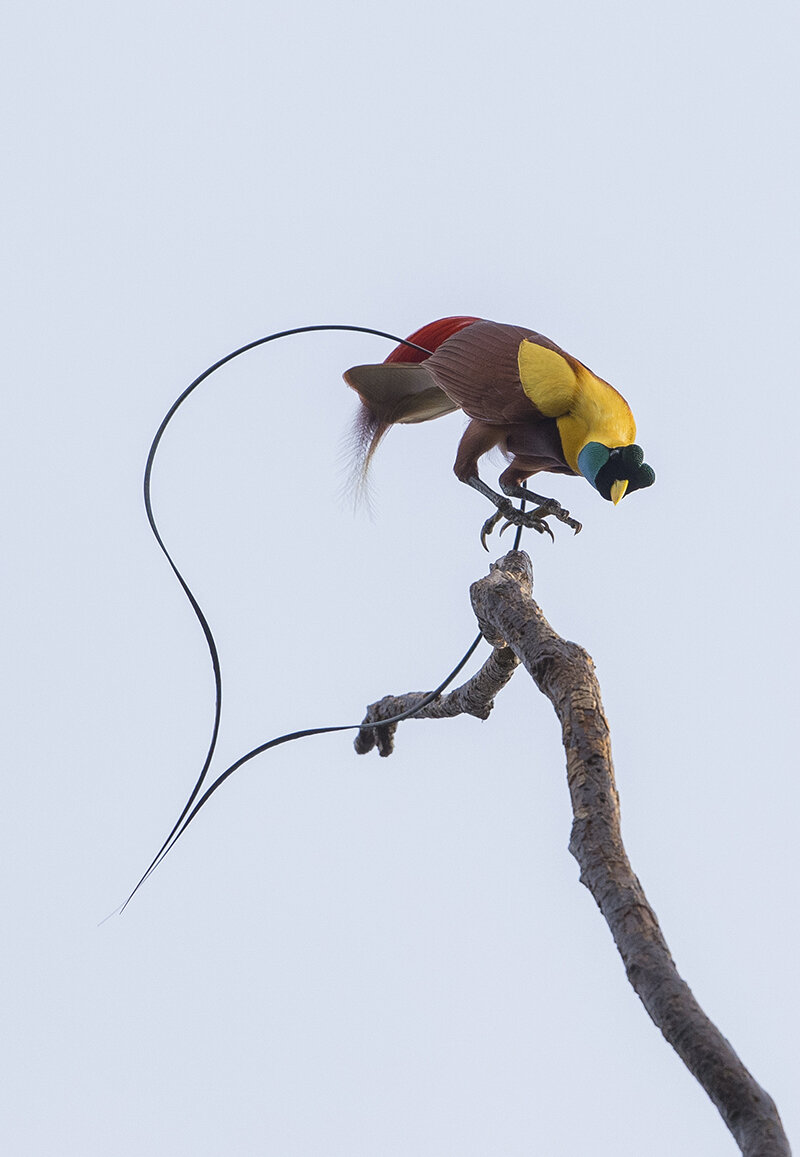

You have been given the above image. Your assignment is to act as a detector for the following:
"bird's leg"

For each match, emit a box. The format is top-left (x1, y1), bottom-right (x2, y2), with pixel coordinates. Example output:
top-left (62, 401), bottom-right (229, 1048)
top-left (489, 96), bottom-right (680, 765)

top-left (465, 477), bottom-right (580, 549)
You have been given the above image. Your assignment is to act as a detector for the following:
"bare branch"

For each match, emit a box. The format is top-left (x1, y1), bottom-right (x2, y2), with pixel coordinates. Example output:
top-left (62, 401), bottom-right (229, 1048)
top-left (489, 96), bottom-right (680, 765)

top-left (357, 549), bottom-right (791, 1156)
top-left (354, 644), bottom-right (519, 756)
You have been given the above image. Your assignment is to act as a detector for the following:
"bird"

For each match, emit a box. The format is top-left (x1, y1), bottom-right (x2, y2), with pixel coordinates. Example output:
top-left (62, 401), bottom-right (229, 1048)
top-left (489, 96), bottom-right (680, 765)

top-left (344, 316), bottom-right (655, 545)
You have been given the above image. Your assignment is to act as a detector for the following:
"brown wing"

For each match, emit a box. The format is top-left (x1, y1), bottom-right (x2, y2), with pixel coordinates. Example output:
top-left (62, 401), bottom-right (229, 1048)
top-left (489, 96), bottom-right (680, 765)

top-left (423, 320), bottom-right (565, 425)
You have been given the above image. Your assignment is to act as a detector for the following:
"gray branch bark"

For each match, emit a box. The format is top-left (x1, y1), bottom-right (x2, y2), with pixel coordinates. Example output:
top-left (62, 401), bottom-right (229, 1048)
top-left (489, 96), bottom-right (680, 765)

top-left (356, 549), bottom-right (790, 1156)
top-left (355, 642), bottom-right (519, 756)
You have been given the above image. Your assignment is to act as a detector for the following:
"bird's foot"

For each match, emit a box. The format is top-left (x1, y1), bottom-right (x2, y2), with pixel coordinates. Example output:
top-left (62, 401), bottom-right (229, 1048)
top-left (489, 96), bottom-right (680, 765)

top-left (480, 498), bottom-right (582, 550)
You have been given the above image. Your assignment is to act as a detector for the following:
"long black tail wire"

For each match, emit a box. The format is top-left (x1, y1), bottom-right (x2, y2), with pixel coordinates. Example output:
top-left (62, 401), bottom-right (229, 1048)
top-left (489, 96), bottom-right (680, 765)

top-left (120, 324), bottom-right (527, 911)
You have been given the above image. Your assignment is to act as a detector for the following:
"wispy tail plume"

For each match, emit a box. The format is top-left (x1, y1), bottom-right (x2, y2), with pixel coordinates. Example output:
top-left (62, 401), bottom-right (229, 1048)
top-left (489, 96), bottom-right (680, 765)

top-left (340, 401), bottom-right (392, 511)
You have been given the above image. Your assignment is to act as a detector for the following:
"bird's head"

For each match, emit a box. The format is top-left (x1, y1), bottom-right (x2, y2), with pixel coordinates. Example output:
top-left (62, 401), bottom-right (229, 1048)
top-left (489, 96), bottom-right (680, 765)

top-left (577, 442), bottom-right (655, 505)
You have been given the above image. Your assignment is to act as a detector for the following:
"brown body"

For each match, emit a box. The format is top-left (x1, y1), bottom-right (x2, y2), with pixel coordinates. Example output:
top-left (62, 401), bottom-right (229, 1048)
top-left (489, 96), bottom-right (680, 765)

top-left (345, 318), bottom-right (590, 492)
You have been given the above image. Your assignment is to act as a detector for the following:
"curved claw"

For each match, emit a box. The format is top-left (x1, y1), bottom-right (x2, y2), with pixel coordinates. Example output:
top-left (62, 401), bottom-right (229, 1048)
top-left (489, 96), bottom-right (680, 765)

top-left (498, 517), bottom-right (555, 542)
top-left (479, 496), bottom-right (581, 547)
top-left (480, 509), bottom-right (505, 550)
top-left (533, 499), bottom-right (581, 533)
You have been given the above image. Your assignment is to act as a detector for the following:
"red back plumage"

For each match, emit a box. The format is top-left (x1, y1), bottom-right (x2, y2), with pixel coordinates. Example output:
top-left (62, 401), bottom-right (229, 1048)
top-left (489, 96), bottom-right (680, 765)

top-left (383, 316), bottom-right (480, 364)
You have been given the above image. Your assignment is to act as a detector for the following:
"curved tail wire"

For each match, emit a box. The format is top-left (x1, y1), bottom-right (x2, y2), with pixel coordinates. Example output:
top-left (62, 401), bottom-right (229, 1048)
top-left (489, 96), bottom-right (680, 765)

top-left (124, 325), bottom-right (442, 909)
top-left (122, 324), bottom-right (528, 912)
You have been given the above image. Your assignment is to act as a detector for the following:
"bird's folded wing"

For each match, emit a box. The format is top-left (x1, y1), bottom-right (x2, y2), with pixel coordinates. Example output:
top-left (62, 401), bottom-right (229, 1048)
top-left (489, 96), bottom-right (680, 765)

top-left (422, 320), bottom-right (560, 425)
top-left (343, 362), bottom-right (460, 424)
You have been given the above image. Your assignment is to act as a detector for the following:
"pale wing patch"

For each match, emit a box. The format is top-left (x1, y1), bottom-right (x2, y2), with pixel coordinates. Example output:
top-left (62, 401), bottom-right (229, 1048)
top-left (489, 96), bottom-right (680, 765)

top-left (517, 340), bottom-right (578, 416)
top-left (343, 363), bottom-right (459, 424)
top-left (343, 363), bottom-right (460, 508)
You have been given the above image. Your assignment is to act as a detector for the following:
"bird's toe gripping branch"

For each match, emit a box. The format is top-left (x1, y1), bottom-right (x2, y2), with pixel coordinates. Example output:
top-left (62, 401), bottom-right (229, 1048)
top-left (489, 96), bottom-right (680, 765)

top-left (470, 478), bottom-right (582, 550)
top-left (480, 500), bottom-right (581, 549)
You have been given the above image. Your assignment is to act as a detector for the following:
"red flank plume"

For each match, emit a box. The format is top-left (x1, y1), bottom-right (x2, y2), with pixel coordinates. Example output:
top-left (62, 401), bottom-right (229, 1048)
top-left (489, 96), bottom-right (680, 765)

top-left (383, 316), bottom-right (480, 364)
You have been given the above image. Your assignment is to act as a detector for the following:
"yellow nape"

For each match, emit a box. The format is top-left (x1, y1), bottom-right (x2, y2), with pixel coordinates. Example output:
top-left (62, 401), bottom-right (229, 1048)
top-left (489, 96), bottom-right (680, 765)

top-left (517, 340), bottom-right (636, 472)
top-left (610, 479), bottom-right (629, 505)
top-left (556, 364), bottom-right (636, 473)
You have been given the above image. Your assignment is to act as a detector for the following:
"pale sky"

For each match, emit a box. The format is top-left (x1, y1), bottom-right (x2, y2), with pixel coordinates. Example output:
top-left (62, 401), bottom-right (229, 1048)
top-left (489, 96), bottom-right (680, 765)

top-left (3, 0), bottom-right (798, 1153)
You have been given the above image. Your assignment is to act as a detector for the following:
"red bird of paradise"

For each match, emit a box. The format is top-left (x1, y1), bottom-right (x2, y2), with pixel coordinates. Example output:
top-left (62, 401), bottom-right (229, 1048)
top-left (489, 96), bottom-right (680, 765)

top-left (345, 316), bottom-right (655, 544)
